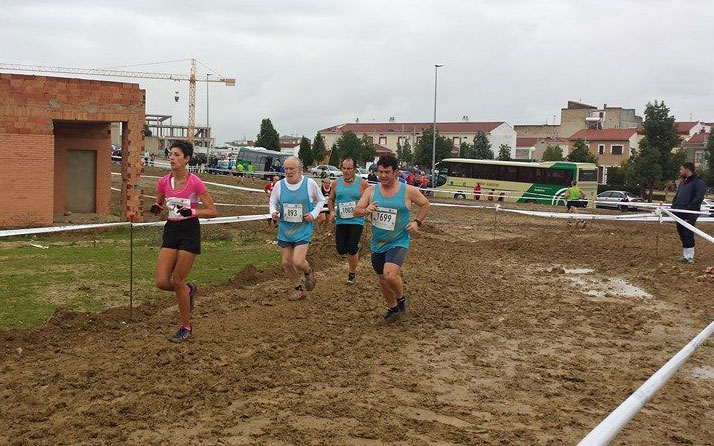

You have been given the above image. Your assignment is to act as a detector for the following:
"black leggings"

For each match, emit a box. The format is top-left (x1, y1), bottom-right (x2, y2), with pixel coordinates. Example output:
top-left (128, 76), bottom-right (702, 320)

top-left (676, 217), bottom-right (698, 249)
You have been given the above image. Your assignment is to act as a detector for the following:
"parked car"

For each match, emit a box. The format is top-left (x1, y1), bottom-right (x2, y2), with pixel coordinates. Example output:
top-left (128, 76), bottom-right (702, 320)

top-left (701, 198), bottom-right (714, 217)
top-left (596, 190), bottom-right (643, 211)
top-left (357, 168), bottom-right (369, 179)
top-left (310, 165), bottom-right (342, 178)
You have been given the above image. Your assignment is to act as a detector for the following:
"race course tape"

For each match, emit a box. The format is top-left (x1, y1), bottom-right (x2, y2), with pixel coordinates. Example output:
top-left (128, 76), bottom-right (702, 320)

top-left (664, 209), bottom-right (714, 244)
top-left (0, 214), bottom-right (271, 238)
top-left (111, 187), bottom-right (268, 208)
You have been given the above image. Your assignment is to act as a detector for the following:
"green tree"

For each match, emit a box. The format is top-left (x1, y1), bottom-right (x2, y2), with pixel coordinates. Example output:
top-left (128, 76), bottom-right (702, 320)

top-left (334, 131), bottom-right (363, 165)
top-left (142, 124), bottom-right (152, 137)
top-left (312, 133), bottom-right (327, 164)
top-left (629, 101), bottom-right (684, 200)
top-left (497, 143), bottom-right (512, 161)
top-left (255, 118), bottom-right (280, 151)
top-left (459, 141), bottom-right (473, 159)
top-left (414, 128), bottom-right (453, 167)
top-left (297, 136), bottom-right (313, 169)
top-left (542, 144), bottom-right (564, 161)
top-left (328, 143), bottom-right (340, 166)
top-left (703, 131), bottom-right (714, 187)
top-left (567, 139), bottom-right (598, 163)
top-left (359, 134), bottom-right (376, 165)
top-left (396, 139), bottom-right (413, 165)
top-left (473, 131), bottom-right (494, 159)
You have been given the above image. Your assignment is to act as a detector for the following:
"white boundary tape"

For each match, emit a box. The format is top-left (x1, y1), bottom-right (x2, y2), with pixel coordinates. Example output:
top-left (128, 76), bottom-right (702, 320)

top-left (664, 209), bottom-right (714, 244)
top-left (577, 320), bottom-right (714, 446)
top-left (0, 214), bottom-right (271, 238)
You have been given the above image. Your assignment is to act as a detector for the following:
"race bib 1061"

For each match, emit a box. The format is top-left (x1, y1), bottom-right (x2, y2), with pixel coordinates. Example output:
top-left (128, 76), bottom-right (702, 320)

top-left (338, 201), bottom-right (356, 219)
top-left (372, 207), bottom-right (397, 231)
top-left (283, 203), bottom-right (303, 223)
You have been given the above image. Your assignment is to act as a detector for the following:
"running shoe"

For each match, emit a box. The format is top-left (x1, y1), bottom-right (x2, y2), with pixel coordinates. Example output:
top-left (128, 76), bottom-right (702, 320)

top-left (347, 272), bottom-right (356, 284)
top-left (397, 296), bottom-right (408, 315)
top-left (187, 282), bottom-right (197, 313)
top-left (289, 285), bottom-right (306, 301)
top-left (304, 269), bottom-right (316, 291)
top-left (169, 326), bottom-right (193, 343)
top-left (383, 306), bottom-right (400, 324)
top-left (675, 257), bottom-right (690, 263)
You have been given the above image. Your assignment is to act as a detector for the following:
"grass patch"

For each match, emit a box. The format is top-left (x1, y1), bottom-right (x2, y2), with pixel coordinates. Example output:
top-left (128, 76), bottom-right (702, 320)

top-left (0, 228), bottom-right (279, 330)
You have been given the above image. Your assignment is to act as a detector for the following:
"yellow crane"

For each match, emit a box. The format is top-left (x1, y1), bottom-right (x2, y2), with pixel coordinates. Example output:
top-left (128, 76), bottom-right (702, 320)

top-left (0, 59), bottom-right (236, 143)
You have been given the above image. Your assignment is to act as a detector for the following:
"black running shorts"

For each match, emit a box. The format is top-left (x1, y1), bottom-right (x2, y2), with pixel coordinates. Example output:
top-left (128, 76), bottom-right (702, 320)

top-left (162, 218), bottom-right (201, 254)
top-left (335, 224), bottom-right (363, 256)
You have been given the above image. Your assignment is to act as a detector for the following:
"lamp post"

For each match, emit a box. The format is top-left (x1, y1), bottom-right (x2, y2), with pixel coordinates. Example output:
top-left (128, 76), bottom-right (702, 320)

top-left (431, 64), bottom-right (444, 187)
top-left (206, 73), bottom-right (211, 163)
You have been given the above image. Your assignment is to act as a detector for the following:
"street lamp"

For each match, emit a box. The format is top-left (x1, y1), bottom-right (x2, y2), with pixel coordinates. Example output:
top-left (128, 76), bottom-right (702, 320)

top-left (432, 64), bottom-right (444, 188)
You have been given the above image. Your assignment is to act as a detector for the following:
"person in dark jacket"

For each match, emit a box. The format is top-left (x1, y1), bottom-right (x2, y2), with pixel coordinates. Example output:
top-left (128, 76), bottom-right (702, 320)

top-left (671, 162), bottom-right (707, 264)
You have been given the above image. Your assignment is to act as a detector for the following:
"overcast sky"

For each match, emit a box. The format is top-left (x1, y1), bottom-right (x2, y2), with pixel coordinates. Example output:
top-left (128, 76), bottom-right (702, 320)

top-left (2, 0), bottom-right (713, 144)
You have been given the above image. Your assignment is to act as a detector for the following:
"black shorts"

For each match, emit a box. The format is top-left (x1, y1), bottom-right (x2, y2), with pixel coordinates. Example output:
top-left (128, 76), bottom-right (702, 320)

top-left (371, 247), bottom-right (408, 275)
top-left (567, 200), bottom-right (584, 210)
top-left (162, 218), bottom-right (201, 254)
top-left (336, 224), bottom-right (364, 255)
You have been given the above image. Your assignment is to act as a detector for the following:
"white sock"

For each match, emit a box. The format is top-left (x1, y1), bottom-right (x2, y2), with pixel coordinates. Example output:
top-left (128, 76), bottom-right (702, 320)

top-left (684, 247), bottom-right (694, 259)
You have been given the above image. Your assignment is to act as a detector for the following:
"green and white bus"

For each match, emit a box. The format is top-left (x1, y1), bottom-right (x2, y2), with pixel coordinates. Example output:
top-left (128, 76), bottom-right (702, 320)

top-left (434, 159), bottom-right (598, 205)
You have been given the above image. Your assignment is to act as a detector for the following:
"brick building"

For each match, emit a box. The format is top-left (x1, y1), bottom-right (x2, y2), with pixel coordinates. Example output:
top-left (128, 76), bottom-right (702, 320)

top-left (0, 73), bottom-right (145, 228)
top-left (568, 128), bottom-right (640, 183)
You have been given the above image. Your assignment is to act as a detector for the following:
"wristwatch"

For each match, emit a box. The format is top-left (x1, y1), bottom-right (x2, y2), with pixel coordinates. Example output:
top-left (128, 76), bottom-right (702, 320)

top-left (414, 219), bottom-right (423, 227)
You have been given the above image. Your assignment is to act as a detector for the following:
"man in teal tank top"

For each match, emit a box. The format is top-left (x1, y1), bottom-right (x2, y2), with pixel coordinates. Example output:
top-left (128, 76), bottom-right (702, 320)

top-left (328, 158), bottom-right (369, 284)
top-left (269, 156), bottom-right (326, 300)
top-left (354, 155), bottom-right (431, 323)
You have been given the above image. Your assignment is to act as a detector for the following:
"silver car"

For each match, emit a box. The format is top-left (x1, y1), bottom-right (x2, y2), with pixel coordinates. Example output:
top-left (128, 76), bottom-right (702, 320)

top-left (702, 198), bottom-right (714, 217)
top-left (310, 165), bottom-right (342, 178)
top-left (596, 190), bottom-right (643, 211)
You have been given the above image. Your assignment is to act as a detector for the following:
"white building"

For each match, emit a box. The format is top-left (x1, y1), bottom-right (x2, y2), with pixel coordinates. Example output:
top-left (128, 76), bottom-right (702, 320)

top-left (318, 121), bottom-right (517, 159)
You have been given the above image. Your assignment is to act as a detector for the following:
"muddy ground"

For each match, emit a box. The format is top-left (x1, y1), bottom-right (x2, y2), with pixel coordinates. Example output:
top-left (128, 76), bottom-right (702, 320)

top-left (1, 179), bottom-right (714, 445)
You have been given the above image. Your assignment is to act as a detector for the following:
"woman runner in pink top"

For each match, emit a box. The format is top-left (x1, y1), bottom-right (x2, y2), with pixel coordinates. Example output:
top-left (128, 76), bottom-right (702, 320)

top-left (150, 141), bottom-right (218, 342)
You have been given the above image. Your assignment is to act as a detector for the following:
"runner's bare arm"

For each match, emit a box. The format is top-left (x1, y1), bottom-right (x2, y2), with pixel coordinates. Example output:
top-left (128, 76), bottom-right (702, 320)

top-left (328, 179), bottom-right (337, 220)
top-left (354, 186), bottom-right (377, 217)
top-left (198, 192), bottom-right (218, 218)
top-left (359, 178), bottom-right (369, 195)
top-left (406, 185), bottom-right (430, 233)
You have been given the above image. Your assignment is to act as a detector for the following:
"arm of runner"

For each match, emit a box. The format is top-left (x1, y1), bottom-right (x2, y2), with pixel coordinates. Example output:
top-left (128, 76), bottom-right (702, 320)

top-left (354, 186), bottom-right (377, 217)
top-left (269, 181), bottom-right (281, 220)
top-left (359, 178), bottom-right (369, 195)
top-left (328, 179), bottom-right (337, 222)
top-left (197, 192), bottom-right (218, 218)
top-left (150, 192), bottom-right (166, 215)
top-left (307, 179), bottom-right (325, 220)
top-left (406, 185), bottom-right (430, 233)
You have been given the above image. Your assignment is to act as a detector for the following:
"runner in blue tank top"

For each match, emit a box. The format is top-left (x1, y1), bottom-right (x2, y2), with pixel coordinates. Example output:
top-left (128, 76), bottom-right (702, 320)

top-left (269, 156), bottom-right (326, 300)
top-left (328, 158), bottom-right (369, 284)
top-left (354, 155), bottom-right (431, 324)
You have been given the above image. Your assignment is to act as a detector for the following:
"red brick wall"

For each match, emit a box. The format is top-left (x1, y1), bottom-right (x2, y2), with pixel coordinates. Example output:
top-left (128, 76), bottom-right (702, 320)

top-left (0, 133), bottom-right (54, 226)
top-left (0, 73), bottom-right (145, 228)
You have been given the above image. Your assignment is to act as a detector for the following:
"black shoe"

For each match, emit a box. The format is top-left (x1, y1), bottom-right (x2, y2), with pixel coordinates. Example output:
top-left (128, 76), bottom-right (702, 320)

top-left (169, 326), bottom-right (193, 343)
top-left (383, 306), bottom-right (400, 324)
top-left (397, 296), bottom-right (408, 315)
top-left (347, 272), bottom-right (356, 284)
top-left (187, 282), bottom-right (197, 313)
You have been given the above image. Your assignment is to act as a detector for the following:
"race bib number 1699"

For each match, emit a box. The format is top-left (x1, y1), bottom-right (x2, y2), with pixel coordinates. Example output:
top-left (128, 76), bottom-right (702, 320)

top-left (372, 207), bottom-right (397, 231)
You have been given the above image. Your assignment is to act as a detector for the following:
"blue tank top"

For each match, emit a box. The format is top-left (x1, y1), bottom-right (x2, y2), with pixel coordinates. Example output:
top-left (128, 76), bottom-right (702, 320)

top-left (335, 177), bottom-right (364, 226)
top-left (370, 182), bottom-right (410, 253)
top-left (277, 177), bottom-right (314, 243)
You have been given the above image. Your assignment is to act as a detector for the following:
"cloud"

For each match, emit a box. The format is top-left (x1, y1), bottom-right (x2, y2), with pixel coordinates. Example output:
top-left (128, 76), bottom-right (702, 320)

top-left (2, 0), bottom-right (713, 144)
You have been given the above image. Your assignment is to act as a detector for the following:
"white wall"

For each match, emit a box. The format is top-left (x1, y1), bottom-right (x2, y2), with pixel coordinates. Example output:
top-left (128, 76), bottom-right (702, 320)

top-left (488, 123), bottom-right (517, 158)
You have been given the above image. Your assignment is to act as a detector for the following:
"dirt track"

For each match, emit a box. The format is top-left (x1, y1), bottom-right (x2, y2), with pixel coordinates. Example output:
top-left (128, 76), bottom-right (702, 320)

top-left (1, 195), bottom-right (713, 445)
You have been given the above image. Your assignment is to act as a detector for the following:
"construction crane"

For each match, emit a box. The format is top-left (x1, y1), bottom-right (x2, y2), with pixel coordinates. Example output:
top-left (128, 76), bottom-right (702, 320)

top-left (0, 59), bottom-right (236, 143)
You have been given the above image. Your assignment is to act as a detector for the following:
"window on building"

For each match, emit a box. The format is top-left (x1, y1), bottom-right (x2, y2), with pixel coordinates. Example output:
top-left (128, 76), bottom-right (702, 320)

top-left (397, 136), bottom-right (406, 145)
top-left (453, 136), bottom-right (461, 146)
top-left (379, 136), bottom-right (387, 145)
top-left (598, 144), bottom-right (605, 155)
top-left (416, 136), bottom-right (422, 144)
top-left (611, 145), bottom-right (624, 155)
